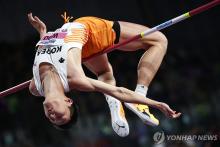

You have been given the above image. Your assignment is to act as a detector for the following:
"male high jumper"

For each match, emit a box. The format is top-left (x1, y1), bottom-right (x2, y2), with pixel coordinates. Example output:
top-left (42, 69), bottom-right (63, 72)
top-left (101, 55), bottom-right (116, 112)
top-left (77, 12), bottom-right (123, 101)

top-left (28, 13), bottom-right (181, 137)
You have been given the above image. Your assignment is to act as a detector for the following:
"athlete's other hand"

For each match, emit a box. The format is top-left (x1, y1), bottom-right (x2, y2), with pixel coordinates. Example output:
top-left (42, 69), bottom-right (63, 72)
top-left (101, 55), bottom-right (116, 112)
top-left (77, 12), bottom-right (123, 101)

top-left (28, 13), bottom-right (47, 38)
top-left (157, 102), bottom-right (181, 119)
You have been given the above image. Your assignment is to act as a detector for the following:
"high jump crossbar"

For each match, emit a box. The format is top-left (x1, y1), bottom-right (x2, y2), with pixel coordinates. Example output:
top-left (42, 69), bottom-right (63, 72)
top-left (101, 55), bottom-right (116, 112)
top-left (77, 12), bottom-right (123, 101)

top-left (0, 0), bottom-right (219, 98)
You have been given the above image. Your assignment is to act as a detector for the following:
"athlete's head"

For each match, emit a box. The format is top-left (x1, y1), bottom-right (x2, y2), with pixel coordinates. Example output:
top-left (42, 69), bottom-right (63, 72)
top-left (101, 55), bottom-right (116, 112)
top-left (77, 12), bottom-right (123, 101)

top-left (39, 64), bottom-right (78, 130)
top-left (43, 95), bottom-right (78, 130)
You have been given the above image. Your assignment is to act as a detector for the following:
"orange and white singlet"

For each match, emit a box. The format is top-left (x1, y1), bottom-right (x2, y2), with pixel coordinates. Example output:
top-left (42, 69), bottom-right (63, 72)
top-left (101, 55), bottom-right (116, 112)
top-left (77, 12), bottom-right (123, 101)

top-left (32, 17), bottom-right (118, 96)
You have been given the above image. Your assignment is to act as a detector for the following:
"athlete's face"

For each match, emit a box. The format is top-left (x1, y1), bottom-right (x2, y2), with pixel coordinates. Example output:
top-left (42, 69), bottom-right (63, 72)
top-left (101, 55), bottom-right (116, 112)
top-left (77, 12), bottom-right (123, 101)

top-left (43, 98), bottom-right (73, 125)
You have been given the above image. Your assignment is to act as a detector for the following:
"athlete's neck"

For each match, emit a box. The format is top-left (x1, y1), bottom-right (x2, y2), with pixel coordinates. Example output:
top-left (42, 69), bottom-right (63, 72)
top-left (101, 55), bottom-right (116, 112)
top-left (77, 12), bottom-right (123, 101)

top-left (40, 64), bottom-right (65, 98)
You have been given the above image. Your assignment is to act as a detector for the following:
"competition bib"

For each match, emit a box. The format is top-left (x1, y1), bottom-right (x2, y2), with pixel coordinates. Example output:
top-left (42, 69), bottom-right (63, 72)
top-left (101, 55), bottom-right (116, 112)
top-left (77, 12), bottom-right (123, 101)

top-left (36, 32), bottom-right (67, 46)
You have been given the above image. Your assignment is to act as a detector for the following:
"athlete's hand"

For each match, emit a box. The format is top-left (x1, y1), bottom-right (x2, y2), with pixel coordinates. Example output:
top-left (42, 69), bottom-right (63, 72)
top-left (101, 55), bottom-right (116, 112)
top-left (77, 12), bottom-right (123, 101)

top-left (157, 102), bottom-right (181, 119)
top-left (28, 13), bottom-right (47, 38)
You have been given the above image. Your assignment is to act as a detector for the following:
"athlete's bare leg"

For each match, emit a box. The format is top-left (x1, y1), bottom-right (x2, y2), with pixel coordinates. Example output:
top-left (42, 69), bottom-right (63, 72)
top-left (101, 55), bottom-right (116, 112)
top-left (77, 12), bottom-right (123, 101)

top-left (118, 21), bottom-right (167, 86)
top-left (117, 21), bottom-right (168, 126)
top-left (84, 54), bottom-right (129, 137)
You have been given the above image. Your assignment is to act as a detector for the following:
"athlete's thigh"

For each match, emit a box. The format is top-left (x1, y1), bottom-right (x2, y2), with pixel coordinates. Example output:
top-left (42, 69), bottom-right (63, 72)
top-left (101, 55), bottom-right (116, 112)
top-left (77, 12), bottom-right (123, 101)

top-left (118, 21), bottom-right (160, 51)
top-left (83, 53), bottom-right (112, 76)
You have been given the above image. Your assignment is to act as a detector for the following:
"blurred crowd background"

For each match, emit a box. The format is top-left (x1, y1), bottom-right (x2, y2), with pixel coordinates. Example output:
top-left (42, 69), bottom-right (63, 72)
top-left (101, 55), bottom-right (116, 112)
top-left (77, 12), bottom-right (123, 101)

top-left (0, 0), bottom-right (220, 147)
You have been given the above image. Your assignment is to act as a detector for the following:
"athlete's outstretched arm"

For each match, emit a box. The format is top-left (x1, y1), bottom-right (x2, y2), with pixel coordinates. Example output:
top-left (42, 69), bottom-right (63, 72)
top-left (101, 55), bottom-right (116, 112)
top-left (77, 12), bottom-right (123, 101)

top-left (71, 75), bottom-right (181, 119)
top-left (28, 13), bottom-right (47, 39)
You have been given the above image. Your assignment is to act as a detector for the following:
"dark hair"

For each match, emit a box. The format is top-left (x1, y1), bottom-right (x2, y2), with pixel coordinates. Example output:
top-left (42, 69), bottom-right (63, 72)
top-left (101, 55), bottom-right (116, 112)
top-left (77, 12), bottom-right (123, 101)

top-left (53, 102), bottom-right (79, 130)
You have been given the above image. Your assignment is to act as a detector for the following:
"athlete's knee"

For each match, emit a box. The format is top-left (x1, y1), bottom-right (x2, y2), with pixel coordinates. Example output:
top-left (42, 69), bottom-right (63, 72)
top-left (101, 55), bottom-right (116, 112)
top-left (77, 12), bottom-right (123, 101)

top-left (143, 31), bottom-right (168, 52)
top-left (153, 32), bottom-right (168, 55)
top-left (97, 64), bottom-right (116, 85)
top-left (98, 72), bottom-right (116, 85)
top-left (157, 31), bottom-right (168, 50)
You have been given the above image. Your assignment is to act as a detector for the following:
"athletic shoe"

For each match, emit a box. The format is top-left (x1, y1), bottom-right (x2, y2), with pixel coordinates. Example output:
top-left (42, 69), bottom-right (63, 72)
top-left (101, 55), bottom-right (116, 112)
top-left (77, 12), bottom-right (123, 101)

top-left (124, 103), bottom-right (159, 126)
top-left (106, 96), bottom-right (129, 137)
